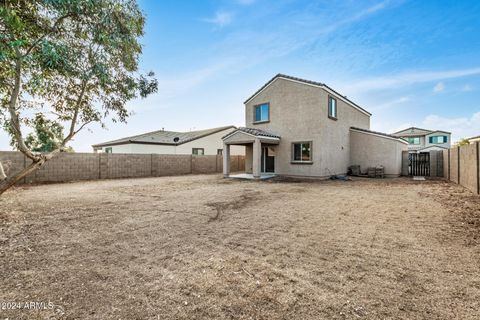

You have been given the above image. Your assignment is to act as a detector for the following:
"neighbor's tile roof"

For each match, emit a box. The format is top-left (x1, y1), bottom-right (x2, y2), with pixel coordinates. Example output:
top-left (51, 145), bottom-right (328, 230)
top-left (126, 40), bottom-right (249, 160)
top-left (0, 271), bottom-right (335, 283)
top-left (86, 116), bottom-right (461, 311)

top-left (222, 127), bottom-right (281, 139)
top-left (392, 126), bottom-right (452, 136)
top-left (243, 73), bottom-right (371, 116)
top-left (92, 125), bottom-right (236, 147)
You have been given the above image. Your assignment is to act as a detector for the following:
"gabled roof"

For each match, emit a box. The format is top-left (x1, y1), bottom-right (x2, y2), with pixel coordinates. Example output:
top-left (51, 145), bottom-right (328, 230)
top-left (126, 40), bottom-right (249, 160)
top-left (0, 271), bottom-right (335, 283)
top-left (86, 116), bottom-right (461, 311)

top-left (392, 126), bottom-right (433, 135)
top-left (392, 127), bottom-right (452, 136)
top-left (350, 127), bottom-right (409, 144)
top-left (92, 125), bottom-right (236, 148)
top-left (222, 127), bottom-right (280, 140)
top-left (243, 73), bottom-right (372, 116)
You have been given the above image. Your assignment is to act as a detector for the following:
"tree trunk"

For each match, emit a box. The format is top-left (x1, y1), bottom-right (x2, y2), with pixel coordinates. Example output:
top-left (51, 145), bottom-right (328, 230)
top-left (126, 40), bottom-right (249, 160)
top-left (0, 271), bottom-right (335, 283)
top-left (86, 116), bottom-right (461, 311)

top-left (0, 161), bottom-right (6, 181)
top-left (0, 149), bottom-right (62, 196)
top-left (0, 159), bottom-right (46, 195)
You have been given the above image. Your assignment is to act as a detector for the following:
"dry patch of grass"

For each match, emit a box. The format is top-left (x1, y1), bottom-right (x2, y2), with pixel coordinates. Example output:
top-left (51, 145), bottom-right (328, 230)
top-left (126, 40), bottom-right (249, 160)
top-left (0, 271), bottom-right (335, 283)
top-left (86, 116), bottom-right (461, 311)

top-left (0, 175), bottom-right (479, 319)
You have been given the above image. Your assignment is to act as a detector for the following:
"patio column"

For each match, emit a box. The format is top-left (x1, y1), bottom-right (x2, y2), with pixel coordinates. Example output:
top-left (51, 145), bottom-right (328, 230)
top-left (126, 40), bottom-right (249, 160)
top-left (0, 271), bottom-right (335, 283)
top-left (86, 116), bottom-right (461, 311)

top-left (223, 143), bottom-right (230, 178)
top-left (252, 138), bottom-right (261, 179)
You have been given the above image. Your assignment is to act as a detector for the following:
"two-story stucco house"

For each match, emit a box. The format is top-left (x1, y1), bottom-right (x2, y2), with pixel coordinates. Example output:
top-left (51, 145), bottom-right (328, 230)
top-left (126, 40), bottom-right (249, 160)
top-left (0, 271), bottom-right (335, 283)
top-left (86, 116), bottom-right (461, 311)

top-left (391, 127), bottom-right (451, 153)
top-left (222, 74), bottom-right (408, 179)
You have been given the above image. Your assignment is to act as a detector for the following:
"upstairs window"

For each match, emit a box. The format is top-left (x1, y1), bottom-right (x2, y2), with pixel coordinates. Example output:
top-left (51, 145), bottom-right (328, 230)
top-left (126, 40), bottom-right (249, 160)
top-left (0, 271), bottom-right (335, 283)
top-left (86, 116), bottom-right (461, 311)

top-left (254, 103), bottom-right (269, 122)
top-left (328, 96), bottom-right (337, 119)
top-left (292, 142), bottom-right (312, 162)
top-left (429, 136), bottom-right (448, 144)
top-left (407, 137), bottom-right (421, 145)
top-left (192, 148), bottom-right (204, 155)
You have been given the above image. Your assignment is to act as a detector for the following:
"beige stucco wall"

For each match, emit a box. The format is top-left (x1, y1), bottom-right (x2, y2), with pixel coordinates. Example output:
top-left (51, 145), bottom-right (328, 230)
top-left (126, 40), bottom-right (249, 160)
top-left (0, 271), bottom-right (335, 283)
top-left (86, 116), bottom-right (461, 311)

top-left (350, 130), bottom-right (407, 177)
top-left (245, 78), bottom-right (370, 177)
top-left (99, 128), bottom-right (244, 155)
top-left (245, 144), bottom-right (253, 173)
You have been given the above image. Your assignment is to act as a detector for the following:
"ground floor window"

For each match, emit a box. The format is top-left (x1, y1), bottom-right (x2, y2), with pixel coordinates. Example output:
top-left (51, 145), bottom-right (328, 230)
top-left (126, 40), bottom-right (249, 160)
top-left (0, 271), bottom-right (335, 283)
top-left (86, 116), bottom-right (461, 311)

top-left (192, 148), bottom-right (205, 155)
top-left (105, 147), bottom-right (112, 153)
top-left (217, 149), bottom-right (223, 155)
top-left (292, 142), bottom-right (311, 162)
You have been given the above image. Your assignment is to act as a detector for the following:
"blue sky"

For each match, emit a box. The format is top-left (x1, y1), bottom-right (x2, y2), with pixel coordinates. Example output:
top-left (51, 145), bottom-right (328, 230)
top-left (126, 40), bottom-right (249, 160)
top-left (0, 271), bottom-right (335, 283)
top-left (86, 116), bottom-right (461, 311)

top-left (2, 0), bottom-right (480, 151)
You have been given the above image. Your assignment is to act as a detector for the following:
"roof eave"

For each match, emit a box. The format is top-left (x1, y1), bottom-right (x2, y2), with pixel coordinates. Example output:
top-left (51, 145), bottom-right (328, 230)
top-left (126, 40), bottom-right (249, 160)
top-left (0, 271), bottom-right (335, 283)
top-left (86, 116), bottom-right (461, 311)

top-left (244, 74), bottom-right (371, 116)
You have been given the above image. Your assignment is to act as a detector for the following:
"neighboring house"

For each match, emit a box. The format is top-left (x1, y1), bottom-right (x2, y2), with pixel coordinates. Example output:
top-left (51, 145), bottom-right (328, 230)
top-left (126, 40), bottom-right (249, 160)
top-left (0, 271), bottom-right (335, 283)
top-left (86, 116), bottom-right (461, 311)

top-left (92, 126), bottom-right (244, 155)
top-left (221, 74), bottom-right (408, 179)
top-left (466, 135), bottom-right (480, 144)
top-left (391, 127), bottom-right (451, 152)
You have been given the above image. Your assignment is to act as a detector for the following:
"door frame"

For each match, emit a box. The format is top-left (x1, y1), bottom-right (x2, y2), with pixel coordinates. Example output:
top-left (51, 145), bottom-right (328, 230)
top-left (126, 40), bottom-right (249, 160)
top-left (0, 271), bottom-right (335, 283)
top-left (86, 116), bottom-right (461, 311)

top-left (261, 146), bottom-right (275, 173)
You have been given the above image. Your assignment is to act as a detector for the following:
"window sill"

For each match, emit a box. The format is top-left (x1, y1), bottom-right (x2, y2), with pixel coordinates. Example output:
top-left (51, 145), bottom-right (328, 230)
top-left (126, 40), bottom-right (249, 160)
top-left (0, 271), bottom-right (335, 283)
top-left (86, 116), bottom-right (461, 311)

top-left (291, 161), bottom-right (313, 165)
top-left (328, 116), bottom-right (338, 121)
top-left (253, 120), bottom-right (270, 124)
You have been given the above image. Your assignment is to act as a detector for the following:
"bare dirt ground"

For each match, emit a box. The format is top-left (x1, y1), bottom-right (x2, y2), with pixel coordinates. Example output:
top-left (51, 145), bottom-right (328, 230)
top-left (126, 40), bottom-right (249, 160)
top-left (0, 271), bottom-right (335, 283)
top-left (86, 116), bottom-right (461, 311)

top-left (0, 175), bottom-right (479, 319)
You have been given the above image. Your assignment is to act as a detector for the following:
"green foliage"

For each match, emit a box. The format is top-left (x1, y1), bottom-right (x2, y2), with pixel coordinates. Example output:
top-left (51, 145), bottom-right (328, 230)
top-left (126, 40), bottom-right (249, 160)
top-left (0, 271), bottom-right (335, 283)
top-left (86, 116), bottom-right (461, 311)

top-left (0, 0), bottom-right (158, 150)
top-left (24, 113), bottom-right (73, 153)
top-left (458, 138), bottom-right (470, 146)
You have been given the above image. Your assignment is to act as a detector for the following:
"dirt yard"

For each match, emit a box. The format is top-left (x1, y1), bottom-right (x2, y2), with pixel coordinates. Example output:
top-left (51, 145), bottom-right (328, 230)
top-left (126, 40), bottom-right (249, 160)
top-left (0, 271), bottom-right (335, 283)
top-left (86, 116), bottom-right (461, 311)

top-left (0, 175), bottom-right (479, 319)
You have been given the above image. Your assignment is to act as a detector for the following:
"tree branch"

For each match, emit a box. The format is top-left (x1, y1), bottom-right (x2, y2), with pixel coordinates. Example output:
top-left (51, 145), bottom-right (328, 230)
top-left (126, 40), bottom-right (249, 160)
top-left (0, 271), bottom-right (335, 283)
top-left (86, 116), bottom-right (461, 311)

top-left (73, 120), bottom-right (93, 136)
top-left (22, 13), bottom-right (77, 57)
top-left (62, 80), bottom-right (88, 146)
top-left (8, 48), bottom-right (38, 161)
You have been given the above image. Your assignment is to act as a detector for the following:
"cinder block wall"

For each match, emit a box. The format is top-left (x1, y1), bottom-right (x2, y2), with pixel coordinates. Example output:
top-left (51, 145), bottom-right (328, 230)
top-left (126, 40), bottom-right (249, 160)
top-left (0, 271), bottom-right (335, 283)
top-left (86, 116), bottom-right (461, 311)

top-left (0, 151), bottom-right (245, 185)
top-left (443, 149), bottom-right (449, 179)
top-left (449, 147), bottom-right (459, 184)
top-left (442, 143), bottom-right (480, 195)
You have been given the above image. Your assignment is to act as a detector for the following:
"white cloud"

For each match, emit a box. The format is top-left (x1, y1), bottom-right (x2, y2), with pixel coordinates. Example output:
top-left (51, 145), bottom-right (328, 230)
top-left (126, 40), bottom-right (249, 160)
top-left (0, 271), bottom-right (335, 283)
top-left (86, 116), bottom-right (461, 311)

top-left (462, 84), bottom-right (473, 92)
top-left (145, 59), bottom-right (238, 102)
top-left (202, 11), bottom-right (234, 27)
top-left (422, 112), bottom-right (480, 142)
top-left (433, 82), bottom-right (445, 93)
top-left (346, 67), bottom-right (480, 93)
top-left (371, 96), bottom-right (410, 111)
top-left (317, 0), bottom-right (397, 35)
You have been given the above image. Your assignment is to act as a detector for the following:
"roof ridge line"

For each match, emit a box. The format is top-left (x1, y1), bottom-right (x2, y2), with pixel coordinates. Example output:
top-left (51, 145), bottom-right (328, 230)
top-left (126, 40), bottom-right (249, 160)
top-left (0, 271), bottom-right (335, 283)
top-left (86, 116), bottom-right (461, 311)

top-left (243, 74), bottom-right (371, 116)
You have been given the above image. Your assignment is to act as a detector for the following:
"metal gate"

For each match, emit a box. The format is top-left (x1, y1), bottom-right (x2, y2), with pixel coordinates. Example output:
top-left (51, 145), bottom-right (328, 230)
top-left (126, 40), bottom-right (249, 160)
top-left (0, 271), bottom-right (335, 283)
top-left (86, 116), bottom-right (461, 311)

top-left (408, 152), bottom-right (430, 176)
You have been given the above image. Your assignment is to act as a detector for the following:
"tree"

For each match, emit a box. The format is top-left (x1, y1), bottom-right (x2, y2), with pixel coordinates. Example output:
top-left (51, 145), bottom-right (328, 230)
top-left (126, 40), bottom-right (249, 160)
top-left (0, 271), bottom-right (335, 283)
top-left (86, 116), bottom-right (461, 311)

top-left (5, 113), bottom-right (74, 153)
top-left (457, 138), bottom-right (470, 146)
top-left (0, 0), bottom-right (157, 195)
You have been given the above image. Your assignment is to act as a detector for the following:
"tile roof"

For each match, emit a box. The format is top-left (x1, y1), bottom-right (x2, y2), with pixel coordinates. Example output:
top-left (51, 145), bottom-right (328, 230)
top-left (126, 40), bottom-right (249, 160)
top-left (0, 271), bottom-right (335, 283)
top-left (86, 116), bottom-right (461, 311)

top-left (243, 73), bottom-right (371, 116)
top-left (222, 127), bottom-right (281, 139)
top-left (92, 125), bottom-right (236, 147)
top-left (392, 127), bottom-right (452, 136)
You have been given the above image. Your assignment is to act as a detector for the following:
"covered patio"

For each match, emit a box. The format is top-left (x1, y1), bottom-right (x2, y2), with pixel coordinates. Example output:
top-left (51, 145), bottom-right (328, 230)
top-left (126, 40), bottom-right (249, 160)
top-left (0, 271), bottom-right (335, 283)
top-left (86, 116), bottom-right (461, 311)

top-left (222, 127), bottom-right (280, 179)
